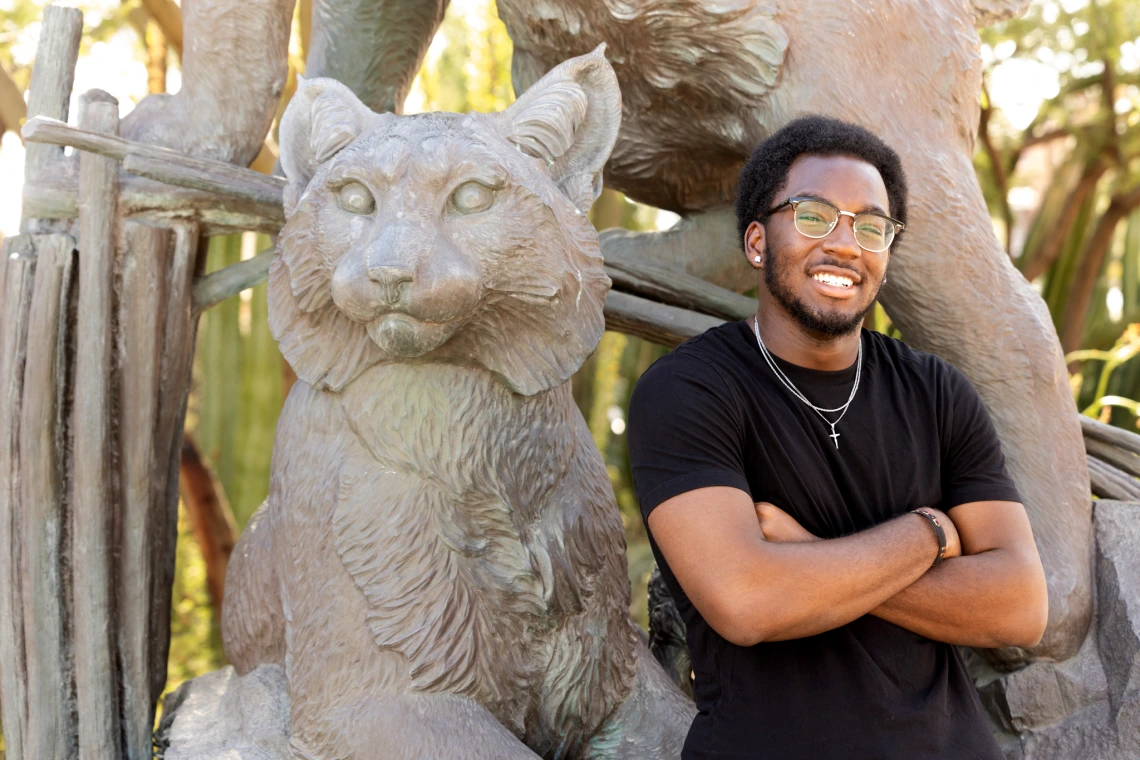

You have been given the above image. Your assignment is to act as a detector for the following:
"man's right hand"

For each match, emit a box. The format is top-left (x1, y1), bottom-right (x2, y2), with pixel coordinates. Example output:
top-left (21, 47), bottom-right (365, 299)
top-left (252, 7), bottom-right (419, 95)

top-left (754, 502), bottom-right (820, 544)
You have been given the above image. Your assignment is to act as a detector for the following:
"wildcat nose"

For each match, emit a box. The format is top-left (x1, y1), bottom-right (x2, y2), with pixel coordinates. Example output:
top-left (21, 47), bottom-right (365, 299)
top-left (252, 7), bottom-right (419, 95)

top-left (367, 264), bottom-right (414, 305)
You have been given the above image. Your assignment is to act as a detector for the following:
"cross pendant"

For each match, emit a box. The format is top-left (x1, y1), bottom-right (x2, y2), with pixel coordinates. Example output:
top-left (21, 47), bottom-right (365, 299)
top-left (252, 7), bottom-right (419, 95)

top-left (829, 426), bottom-right (841, 449)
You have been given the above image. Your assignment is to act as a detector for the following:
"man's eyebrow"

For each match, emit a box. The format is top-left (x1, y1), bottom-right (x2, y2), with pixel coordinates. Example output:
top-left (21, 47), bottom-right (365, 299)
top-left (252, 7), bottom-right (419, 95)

top-left (792, 191), bottom-right (889, 217)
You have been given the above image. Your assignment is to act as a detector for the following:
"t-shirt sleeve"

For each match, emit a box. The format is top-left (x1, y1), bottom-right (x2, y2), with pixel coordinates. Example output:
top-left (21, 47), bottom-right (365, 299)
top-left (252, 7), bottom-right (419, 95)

top-left (626, 352), bottom-right (752, 522)
top-left (940, 363), bottom-right (1022, 508)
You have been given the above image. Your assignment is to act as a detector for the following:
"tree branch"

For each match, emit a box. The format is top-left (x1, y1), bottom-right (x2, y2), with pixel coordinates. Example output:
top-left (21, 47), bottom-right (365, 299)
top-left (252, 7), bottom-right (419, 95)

top-left (1061, 183), bottom-right (1140, 353)
top-left (1024, 129), bottom-right (1071, 149)
top-left (1060, 71), bottom-right (1140, 98)
top-left (139, 0), bottom-right (182, 57)
top-left (178, 435), bottom-right (238, 611)
top-left (1022, 159), bottom-right (1107, 282)
top-left (979, 84), bottom-right (1013, 253)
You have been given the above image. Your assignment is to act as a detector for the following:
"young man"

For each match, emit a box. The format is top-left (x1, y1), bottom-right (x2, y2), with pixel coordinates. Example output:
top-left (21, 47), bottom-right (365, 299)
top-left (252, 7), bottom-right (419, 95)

top-left (626, 116), bottom-right (1049, 759)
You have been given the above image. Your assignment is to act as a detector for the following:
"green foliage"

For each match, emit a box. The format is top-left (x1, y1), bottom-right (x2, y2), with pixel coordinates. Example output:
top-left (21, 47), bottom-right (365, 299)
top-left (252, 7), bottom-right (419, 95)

top-left (979, 0), bottom-right (1140, 352)
top-left (0, 0), bottom-right (140, 89)
top-left (577, 330), bottom-right (669, 628)
top-left (189, 234), bottom-right (285, 529)
top-left (406, 0), bottom-right (514, 114)
top-left (1068, 322), bottom-right (1140, 423)
top-left (162, 502), bottom-right (227, 702)
top-left (976, 0), bottom-right (1140, 427)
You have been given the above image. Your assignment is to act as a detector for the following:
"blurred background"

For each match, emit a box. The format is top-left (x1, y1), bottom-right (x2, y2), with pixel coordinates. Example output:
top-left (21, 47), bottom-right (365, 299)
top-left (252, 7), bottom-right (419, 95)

top-left (0, 0), bottom-right (1138, 743)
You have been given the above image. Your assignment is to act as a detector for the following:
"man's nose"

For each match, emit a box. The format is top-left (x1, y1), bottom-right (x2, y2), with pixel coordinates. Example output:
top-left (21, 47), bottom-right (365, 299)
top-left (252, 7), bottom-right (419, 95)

top-left (823, 216), bottom-right (863, 257)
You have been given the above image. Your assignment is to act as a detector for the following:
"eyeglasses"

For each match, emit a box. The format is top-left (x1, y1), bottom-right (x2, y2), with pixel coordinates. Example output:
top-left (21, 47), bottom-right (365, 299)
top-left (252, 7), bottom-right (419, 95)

top-left (765, 197), bottom-right (904, 253)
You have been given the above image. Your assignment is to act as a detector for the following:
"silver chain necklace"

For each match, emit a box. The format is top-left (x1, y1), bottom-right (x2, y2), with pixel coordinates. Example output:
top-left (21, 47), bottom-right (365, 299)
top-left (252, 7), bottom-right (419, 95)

top-left (751, 317), bottom-right (862, 450)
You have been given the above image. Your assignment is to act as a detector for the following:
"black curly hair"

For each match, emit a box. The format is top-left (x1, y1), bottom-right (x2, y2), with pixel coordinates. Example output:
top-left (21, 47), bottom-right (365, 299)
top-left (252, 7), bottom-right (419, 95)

top-left (734, 116), bottom-right (908, 249)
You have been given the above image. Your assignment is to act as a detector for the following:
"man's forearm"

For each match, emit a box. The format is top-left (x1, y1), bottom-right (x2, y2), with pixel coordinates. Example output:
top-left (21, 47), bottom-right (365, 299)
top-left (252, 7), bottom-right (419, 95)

top-left (736, 513), bottom-right (944, 644)
top-left (870, 548), bottom-right (1047, 649)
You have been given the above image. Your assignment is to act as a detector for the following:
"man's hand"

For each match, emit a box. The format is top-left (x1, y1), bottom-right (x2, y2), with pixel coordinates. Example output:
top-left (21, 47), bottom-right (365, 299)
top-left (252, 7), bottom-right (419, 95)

top-left (754, 502), bottom-right (820, 543)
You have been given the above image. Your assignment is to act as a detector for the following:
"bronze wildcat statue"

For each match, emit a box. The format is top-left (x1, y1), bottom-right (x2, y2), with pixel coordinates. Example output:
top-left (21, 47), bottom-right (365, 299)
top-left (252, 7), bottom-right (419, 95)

top-left (221, 48), bottom-right (694, 759)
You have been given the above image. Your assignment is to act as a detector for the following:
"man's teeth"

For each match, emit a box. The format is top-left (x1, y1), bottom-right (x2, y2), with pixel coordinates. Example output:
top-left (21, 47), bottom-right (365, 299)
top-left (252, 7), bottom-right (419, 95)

top-left (812, 273), bottom-right (854, 288)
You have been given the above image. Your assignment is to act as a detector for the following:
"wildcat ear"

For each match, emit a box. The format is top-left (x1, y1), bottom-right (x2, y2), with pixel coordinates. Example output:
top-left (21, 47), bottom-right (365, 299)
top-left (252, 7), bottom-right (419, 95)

top-left (492, 45), bottom-right (621, 214)
top-left (279, 77), bottom-right (372, 214)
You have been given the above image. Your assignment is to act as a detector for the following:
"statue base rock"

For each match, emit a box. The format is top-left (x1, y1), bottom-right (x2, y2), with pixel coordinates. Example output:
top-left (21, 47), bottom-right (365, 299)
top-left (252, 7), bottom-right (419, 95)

top-left (157, 664), bottom-right (290, 760)
top-left (977, 501), bottom-right (1140, 759)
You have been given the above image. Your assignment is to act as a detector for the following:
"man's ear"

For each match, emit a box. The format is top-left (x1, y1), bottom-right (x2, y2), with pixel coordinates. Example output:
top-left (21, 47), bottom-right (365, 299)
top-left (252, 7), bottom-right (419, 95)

top-left (491, 45), bottom-right (621, 213)
top-left (279, 76), bottom-right (373, 215)
top-left (745, 220), bottom-right (766, 269)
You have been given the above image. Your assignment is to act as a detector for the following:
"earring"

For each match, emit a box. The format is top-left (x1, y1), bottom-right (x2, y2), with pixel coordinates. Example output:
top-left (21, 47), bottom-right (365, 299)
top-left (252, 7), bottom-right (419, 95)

top-left (882, 275), bottom-right (888, 285)
top-left (754, 255), bottom-right (762, 263)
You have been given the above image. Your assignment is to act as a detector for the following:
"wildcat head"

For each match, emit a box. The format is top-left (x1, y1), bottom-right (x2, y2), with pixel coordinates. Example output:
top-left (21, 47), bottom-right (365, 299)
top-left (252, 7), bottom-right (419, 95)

top-left (270, 46), bottom-right (619, 396)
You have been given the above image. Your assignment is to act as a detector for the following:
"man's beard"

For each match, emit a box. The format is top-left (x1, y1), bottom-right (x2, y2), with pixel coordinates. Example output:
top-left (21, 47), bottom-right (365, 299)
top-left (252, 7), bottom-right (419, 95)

top-left (763, 241), bottom-right (880, 337)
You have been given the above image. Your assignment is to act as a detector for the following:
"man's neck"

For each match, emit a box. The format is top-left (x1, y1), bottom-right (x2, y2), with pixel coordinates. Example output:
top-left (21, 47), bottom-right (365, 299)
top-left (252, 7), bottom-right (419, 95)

top-left (753, 303), bottom-right (861, 372)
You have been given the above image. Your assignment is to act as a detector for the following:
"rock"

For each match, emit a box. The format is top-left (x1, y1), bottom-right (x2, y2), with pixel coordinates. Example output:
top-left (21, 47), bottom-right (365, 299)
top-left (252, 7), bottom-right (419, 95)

top-left (1020, 701), bottom-right (1126, 760)
top-left (1117, 690), bottom-right (1140, 755)
top-left (978, 501), bottom-right (1140, 758)
top-left (156, 665), bottom-right (291, 760)
top-left (1094, 501), bottom-right (1140, 705)
top-left (979, 628), bottom-right (1108, 733)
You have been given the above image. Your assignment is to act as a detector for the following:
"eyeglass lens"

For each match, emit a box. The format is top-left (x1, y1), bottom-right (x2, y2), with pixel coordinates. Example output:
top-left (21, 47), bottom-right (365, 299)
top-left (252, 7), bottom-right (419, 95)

top-left (792, 200), bottom-right (895, 252)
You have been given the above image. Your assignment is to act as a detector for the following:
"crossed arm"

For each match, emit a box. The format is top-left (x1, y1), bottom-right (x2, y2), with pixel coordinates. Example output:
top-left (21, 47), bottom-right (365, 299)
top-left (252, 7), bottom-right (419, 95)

top-left (646, 487), bottom-right (1048, 649)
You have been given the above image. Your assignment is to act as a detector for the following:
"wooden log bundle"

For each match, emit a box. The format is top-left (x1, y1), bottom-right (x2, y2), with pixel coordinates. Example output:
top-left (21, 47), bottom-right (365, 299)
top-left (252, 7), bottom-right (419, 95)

top-left (0, 10), bottom-right (82, 760)
top-left (1082, 416), bottom-right (1140, 501)
top-left (18, 233), bottom-right (77, 759)
top-left (0, 236), bottom-right (38, 760)
top-left (0, 8), bottom-right (205, 760)
top-left (73, 89), bottom-right (124, 760)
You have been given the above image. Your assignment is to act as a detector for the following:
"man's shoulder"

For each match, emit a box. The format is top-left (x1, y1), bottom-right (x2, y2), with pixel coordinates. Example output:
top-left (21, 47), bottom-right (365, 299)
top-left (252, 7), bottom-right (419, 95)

top-left (639, 321), bottom-right (748, 387)
top-left (865, 329), bottom-right (957, 383)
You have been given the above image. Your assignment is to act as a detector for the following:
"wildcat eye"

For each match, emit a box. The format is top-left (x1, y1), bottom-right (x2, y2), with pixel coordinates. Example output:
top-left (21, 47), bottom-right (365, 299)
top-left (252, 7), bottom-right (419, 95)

top-left (337, 182), bottom-right (375, 215)
top-left (450, 181), bottom-right (495, 215)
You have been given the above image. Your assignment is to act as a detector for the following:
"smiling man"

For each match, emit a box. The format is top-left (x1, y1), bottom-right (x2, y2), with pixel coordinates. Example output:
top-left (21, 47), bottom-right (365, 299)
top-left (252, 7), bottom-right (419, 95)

top-left (626, 116), bottom-right (1049, 759)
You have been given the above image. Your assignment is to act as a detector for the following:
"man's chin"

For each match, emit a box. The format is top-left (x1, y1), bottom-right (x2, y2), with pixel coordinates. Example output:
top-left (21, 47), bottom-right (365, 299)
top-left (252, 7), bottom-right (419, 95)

top-left (792, 300), bottom-right (874, 337)
top-left (366, 313), bottom-right (456, 358)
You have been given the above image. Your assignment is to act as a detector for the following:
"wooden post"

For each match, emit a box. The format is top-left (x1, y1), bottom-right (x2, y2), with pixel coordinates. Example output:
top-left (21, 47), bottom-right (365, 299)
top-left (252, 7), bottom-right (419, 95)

top-left (71, 89), bottom-right (122, 760)
top-left (148, 222), bottom-right (202, 706)
top-left (18, 234), bottom-right (77, 760)
top-left (0, 237), bottom-right (36, 760)
top-left (603, 290), bottom-right (724, 348)
top-left (21, 5), bottom-right (81, 189)
top-left (117, 222), bottom-right (170, 760)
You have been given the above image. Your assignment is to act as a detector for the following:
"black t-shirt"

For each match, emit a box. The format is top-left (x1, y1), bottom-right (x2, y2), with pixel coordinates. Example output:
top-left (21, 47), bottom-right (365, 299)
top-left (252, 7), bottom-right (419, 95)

top-left (627, 321), bottom-right (1021, 760)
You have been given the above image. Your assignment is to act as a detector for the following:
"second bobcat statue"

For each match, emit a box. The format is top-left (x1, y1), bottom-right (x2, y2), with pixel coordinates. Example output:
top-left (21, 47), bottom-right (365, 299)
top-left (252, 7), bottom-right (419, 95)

top-left (220, 48), bottom-right (695, 759)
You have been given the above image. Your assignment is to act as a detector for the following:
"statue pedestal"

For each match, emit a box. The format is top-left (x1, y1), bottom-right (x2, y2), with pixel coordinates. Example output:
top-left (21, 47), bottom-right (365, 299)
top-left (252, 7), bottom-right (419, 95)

top-left (978, 501), bottom-right (1140, 759)
top-left (157, 665), bottom-right (291, 760)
